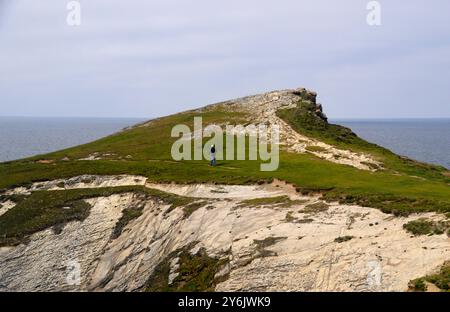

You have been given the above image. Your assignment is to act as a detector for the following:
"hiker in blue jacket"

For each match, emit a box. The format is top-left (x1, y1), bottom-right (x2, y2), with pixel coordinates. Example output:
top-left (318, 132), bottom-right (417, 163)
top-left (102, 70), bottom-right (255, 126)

top-left (210, 144), bottom-right (216, 166)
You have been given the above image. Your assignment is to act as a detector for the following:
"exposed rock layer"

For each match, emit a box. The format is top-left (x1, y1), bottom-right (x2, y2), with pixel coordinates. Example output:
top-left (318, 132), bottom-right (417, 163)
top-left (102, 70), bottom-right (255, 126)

top-left (0, 175), bottom-right (448, 292)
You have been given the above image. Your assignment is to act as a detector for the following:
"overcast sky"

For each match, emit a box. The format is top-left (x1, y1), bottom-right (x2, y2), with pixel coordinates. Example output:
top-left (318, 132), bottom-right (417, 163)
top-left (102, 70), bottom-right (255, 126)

top-left (0, 0), bottom-right (449, 119)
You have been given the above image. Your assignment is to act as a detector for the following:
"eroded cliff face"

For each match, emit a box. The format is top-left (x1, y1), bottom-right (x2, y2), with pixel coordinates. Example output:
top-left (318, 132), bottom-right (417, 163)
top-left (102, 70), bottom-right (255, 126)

top-left (1, 175), bottom-right (449, 292)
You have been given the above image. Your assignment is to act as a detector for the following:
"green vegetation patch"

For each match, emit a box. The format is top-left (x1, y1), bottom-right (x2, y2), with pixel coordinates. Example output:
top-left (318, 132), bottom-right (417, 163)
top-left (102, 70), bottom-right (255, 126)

top-left (236, 196), bottom-right (306, 209)
top-left (403, 218), bottom-right (450, 236)
top-left (410, 278), bottom-right (428, 291)
top-left (277, 101), bottom-right (368, 149)
top-left (0, 194), bottom-right (28, 205)
top-left (0, 189), bottom-right (94, 246)
top-left (303, 202), bottom-right (329, 213)
top-left (111, 201), bottom-right (146, 239)
top-left (322, 192), bottom-right (450, 216)
top-left (409, 262), bottom-right (450, 292)
top-left (277, 101), bottom-right (449, 183)
top-left (285, 211), bottom-right (314, 224)
top-left (146, 245), bottom-right (229, 292)
top-left (0, 186), bottom-right (194, 246)
top-left (295, 186), bottom-right (334, 196)
top-left (183, 201), bottom-right (209, 218)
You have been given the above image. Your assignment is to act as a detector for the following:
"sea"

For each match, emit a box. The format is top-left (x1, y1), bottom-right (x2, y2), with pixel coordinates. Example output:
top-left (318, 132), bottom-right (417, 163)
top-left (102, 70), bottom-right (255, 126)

top-left (333, 118), bottom-right (450, 169)
top-left (0, 117), bottom-right (448, 169)
top-left (0, 117), bottom-right (145, 162)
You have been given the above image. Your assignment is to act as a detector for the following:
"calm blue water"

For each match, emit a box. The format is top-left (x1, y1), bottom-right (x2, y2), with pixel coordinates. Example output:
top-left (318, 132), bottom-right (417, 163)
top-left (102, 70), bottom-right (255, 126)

top-left (333, 119), bottom-right (450, 169)
top-left (0, 117), bottom-right (448, 169)
top-left (0, 117), bottom-right (145, 162)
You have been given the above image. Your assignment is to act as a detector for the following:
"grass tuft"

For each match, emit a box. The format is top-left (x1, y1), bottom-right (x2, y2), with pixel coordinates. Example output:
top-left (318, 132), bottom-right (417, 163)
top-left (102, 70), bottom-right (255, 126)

top-left (403, 218), bottom-right (450, 236)
top-left (303, 202), bottom-right (329, 213)
top-left (145, 245), bottom-right (228, 292)
top-left (183, 201), bottom-right (208, 218)
top-left (236, 196), bottom-right (306, 209)
top-left (409, 262), bottom-right (450, 292)
top-left (111, 201), bottom-right (145, 239)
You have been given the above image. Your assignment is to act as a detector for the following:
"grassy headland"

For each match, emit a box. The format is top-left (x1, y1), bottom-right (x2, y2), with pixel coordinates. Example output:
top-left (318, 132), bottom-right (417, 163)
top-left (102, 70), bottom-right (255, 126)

top-left (0, 101), bottom-right (449, 219)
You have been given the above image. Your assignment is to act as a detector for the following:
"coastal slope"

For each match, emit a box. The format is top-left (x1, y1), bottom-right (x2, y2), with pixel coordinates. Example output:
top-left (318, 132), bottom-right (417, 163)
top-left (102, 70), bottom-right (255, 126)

top-left (0, 88), bottom-right (449, 292)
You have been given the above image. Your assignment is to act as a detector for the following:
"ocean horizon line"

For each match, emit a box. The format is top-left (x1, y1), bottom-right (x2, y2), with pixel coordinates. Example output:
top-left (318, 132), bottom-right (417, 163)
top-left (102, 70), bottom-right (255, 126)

top-left (1, 115), bottom-right (449, 121)
top-left (331, 117), bottom-right (450, 122)
top-left (0, 115), bottom-right (148, 120)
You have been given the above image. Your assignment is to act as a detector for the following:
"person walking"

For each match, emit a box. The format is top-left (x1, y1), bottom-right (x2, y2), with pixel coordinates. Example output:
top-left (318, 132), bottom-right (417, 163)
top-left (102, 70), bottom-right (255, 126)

top-left (210, 144), bottom-right (216, 166)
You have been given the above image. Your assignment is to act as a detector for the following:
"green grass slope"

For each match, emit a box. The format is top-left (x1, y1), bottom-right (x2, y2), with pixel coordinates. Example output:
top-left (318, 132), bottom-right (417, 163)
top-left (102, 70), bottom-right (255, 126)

top-left (1, 98), bottom-right (449, 217)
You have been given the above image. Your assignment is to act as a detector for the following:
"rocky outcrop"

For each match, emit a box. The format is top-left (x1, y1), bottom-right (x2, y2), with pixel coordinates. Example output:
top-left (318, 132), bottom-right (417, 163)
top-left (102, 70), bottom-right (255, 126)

top-left (198, 88), bottom-right (382, 170)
